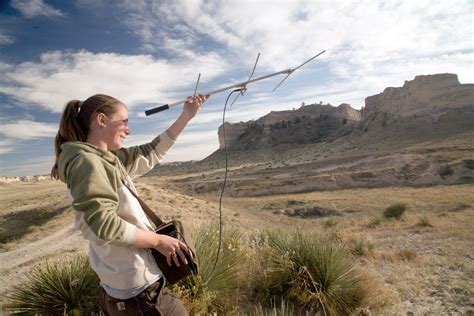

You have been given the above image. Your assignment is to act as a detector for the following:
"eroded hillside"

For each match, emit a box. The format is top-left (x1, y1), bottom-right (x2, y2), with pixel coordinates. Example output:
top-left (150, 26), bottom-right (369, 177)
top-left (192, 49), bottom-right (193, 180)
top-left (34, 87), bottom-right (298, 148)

top-left (151, 73), bottom-right (474, 196)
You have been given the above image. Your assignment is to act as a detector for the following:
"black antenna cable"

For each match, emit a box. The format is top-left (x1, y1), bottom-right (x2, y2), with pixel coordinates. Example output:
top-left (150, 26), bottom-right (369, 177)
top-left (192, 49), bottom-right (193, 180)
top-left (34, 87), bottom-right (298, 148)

top-left (206, 88), bottom-right (243, 282)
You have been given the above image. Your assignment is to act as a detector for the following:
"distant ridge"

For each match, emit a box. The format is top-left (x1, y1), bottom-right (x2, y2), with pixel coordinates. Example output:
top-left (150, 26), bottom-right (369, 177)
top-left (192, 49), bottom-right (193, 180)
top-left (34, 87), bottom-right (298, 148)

top-left (149, 73), bottom-right (473, 193)
top-left (0, 175), bottom-right (50, 183)
top-left (201, 73), bottom-right (473, 162)
top-left (217, 102), bottom-right (361, 150)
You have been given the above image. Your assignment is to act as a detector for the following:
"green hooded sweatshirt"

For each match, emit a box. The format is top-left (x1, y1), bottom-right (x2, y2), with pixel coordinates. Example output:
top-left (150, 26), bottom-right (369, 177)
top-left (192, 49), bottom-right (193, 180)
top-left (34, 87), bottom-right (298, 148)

top-left (58, 131), bottom-right (175, 298)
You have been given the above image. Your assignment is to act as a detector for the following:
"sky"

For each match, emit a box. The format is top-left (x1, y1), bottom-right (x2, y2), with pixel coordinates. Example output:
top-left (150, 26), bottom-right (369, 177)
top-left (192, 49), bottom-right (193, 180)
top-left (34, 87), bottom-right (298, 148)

top-left (0, 0), bottom-right (473, 177)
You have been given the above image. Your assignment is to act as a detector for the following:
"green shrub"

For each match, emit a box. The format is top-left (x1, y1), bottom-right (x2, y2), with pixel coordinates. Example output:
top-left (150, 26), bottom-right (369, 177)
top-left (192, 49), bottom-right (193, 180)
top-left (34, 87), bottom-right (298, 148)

top-left (383, 203), bottom-right (407, 219)
top-left (173, 224), bottom-right (243, 314)
top-left (257, 229), bottom-right (367, 314)
top-left (5, 254), bottom-right (100, 315)
top-left (416, 216), bottom-right (433, 227)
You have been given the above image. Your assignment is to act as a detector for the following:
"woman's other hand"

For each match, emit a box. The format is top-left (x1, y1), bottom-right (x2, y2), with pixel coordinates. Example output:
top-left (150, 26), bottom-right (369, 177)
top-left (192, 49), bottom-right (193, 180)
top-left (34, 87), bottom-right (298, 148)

top-left (154, 234), bottom-right (190, 267)
top-left (135, 229), bottom-right (189, 266)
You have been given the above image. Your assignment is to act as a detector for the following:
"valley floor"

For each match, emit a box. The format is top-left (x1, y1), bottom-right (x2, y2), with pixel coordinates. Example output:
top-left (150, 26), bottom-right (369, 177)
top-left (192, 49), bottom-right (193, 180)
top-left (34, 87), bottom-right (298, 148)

top-left (1, 180), bottom-right (473, 315)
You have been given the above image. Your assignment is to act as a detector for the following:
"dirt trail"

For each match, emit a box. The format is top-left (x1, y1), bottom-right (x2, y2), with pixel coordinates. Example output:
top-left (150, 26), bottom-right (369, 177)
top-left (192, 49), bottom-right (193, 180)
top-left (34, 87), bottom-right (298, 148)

top-left (0, 224), bottom-right (86, 303)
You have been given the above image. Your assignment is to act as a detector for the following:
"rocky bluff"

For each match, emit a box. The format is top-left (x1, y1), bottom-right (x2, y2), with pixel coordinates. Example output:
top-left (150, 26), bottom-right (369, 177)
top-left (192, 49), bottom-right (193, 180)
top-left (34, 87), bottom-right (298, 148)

top-left (218, 73), bottom-right (473, 150)
top-left (218, 103), bottom-right (361, 149)
top-left (362, 73), bottom-right (473, 118)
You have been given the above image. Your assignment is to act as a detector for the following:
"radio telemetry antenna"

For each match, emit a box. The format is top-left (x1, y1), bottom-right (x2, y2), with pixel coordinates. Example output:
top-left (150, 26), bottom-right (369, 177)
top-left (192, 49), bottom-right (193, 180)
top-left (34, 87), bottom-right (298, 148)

top-left (193, 73), bottom-right (201, 97)
top-left (229, 52), bottom-right (260, 108)
top-left (144, 50), bottom-right (326, 116)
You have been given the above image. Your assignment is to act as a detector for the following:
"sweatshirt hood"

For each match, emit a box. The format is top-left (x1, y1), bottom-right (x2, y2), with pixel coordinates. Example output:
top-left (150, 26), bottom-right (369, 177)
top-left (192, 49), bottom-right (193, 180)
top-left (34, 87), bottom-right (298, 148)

top-left (58, 141), bottom-right (118, 183)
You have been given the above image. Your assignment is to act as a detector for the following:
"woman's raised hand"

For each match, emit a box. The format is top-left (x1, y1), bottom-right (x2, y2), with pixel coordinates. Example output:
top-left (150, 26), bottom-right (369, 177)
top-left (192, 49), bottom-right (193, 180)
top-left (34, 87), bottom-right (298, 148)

top-left (182, 93), bottom-right (210, 121)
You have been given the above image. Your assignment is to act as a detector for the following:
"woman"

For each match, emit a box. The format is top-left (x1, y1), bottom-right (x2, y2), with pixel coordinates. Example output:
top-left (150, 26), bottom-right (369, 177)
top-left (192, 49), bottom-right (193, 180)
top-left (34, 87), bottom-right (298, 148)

top-left (51, 93), bottom-right (209, 315)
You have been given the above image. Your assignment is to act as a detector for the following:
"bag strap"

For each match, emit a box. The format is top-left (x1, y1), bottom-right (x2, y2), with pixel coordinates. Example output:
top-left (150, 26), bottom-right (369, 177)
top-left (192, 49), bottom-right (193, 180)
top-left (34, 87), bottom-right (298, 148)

top-left (125, 184), bottom-right (165, 227)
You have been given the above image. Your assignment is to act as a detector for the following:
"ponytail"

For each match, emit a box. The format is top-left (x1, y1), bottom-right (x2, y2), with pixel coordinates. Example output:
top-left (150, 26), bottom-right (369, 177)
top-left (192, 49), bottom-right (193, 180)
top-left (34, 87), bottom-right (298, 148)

top-left (51, 100), bottom-right (85, 179)
top-left (51, 94), bottom-right (123, 180)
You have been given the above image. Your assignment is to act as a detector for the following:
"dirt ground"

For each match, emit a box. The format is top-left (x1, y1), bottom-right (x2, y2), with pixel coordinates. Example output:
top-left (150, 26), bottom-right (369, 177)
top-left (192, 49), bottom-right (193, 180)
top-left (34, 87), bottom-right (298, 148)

top-left (1, 179), bottom-right (473, 315)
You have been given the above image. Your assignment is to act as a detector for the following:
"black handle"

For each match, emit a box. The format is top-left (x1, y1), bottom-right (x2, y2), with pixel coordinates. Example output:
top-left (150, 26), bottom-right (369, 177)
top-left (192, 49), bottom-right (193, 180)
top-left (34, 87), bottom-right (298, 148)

top-left (145, 104), bottom-right (170, 116)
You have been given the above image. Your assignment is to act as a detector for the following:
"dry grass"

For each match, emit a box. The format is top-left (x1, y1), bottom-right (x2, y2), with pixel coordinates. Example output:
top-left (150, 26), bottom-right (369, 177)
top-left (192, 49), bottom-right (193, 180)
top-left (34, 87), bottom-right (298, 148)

top-left (1, 179), bottom-right (473, 314)
top-left (185, 183), bottom-right (474, 314)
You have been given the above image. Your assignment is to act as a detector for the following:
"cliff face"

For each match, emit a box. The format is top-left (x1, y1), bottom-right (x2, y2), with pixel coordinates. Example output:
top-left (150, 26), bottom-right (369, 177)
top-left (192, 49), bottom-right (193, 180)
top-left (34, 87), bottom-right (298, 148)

top-left (218, 103), bottom-right (361, 149)
top-left (154, 73), bottom-right (474, 193)
top-left (362, 73), bottom-right (473, 118)
top-left (218, 122), bottom-right (247, 149)
top-left (210, 72), bottom-right (473, 163)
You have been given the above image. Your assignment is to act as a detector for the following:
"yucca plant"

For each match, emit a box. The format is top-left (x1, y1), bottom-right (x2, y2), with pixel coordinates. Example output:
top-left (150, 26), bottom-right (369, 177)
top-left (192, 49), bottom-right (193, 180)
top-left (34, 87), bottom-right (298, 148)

top-left (261, 229), bottom-right (367, 315)
top-left (5, 254), bottom-right (100, 315)
top-left (246, 298), bottom-right (310, 316)
top-left (173, 224), bottom-right (243, 313)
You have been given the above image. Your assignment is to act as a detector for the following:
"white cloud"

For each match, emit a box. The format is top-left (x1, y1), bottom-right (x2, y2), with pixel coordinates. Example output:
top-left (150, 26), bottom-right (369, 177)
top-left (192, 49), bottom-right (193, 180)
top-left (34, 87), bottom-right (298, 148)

top-left (115, 1), bottom-right (195, 56)
top-left (0, 120), bottom-right (58, 139)
top-left (2, 0), bottom-right (473, 177)
top-left (99, 0), bottom-right (474, 119)
top-left (0, 139), bottom-right (16, 154)
top-left (138, 3), bottom-right (453, 55)
top-left (0, 50), bottom-right (229, 113)
top-left (190, 110), bottom-right (225, 125)
top-left (122, 133), bottom-right (157, 147)
top-left (0, 34), bottom-right (15, 45)
top-left (117, 0), bottom-right (474, 80)
top-left (11, 0), bottom-right (64, 18)
top-left (119, 129), bottom-right (219, 163)
top-left (162, 129), bottom-right (219, 162)
top-left (2, 0), bottom-right (472, 117)
top-left (163, 141), bottom-right (218, 162)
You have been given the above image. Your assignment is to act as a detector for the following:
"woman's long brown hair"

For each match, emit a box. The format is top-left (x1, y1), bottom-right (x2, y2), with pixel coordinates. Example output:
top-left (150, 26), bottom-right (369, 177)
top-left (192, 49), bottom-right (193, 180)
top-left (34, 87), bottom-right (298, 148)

top-left (51, 94), bottom-right (123, 179)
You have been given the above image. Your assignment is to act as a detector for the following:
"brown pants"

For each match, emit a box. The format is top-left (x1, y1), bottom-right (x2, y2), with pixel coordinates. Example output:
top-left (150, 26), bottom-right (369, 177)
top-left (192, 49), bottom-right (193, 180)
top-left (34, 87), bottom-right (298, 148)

top-left (99, 279), bottom-right (188, 316)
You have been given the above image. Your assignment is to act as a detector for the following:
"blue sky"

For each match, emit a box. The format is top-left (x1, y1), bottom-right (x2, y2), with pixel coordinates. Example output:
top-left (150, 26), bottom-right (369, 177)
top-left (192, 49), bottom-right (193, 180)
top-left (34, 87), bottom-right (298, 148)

top-left (0, 0), bottom-right (473, 176)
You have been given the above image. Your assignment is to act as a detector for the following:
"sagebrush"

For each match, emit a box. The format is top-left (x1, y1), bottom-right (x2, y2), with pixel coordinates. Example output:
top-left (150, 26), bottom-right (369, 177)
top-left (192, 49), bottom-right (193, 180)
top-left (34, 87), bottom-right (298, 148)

top-left (383, 203), bottom-right (407, 219)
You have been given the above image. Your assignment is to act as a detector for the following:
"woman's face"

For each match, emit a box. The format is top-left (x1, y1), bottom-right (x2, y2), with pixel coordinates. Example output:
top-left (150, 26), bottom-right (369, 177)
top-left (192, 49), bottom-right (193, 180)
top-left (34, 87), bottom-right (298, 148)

top-left (103, 104), bottom-right (131, 150)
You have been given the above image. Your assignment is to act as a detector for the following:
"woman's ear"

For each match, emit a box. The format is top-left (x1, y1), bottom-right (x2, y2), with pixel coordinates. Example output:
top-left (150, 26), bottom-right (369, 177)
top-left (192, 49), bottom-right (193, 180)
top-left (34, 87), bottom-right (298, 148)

top-left (95, 112), bottom-right (107, 127)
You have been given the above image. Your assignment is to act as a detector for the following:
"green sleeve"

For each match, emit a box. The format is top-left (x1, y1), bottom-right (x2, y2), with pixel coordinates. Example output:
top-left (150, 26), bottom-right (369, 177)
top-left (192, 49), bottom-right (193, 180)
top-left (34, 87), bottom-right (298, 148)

top-left (114, 135), bottom-right (162, 168)
top-left (113, 131), bottom-right (176, 178)
top-left (67, 153), bottom-right (136, 245)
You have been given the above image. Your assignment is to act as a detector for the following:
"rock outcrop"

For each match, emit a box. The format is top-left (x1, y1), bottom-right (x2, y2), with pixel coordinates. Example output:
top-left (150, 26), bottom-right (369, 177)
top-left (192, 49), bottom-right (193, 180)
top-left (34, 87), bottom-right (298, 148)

top-left (152, 73), bottom-right (474, 191)
top-left (362, 73), bottom-right (473, 118)
top-left (198, 72), bottom-right (474, 170)
top-left (217, 122), bottom-right (248, 149)
top-left (218, 103), bottom-right (361, 149)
